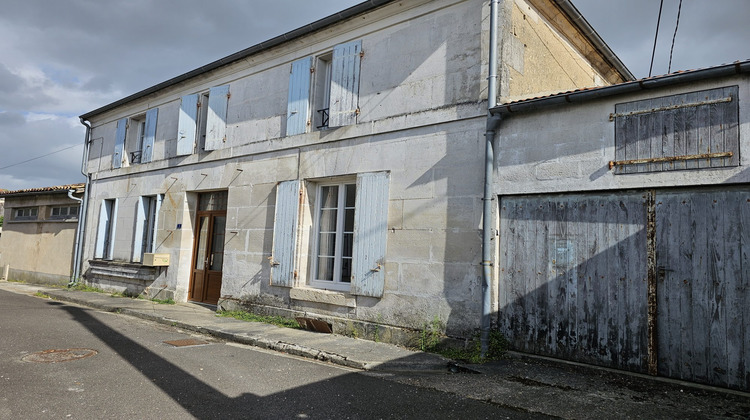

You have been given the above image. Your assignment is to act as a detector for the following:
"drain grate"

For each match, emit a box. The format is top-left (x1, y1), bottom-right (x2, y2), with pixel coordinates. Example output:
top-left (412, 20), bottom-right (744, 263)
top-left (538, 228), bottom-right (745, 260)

top-left (23, 348), bottom-right (98, 363)
top-left (164, 338), bottom-right (210, 347)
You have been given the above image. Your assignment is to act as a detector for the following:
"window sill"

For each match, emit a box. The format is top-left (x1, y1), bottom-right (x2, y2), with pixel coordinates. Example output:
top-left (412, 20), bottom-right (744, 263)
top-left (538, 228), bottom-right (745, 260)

top-left (289, 287), bottom-right (356, 308)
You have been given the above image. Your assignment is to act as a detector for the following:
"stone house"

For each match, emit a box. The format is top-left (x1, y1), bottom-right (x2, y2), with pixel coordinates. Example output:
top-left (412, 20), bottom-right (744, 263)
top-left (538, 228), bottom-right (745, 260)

top-left (0, 184), bottom-right (85, 285)
top-left (491, 60), bottom-right (750, 390)
top-left (77, 0), bottom-right (631, 344)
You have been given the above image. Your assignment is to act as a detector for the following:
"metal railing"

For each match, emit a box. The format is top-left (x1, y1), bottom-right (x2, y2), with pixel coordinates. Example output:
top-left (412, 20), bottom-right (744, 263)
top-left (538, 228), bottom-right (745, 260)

top-left (131, 151), bottom-right (142, 164)
top-left (316, 108), bottom-right (329, 129)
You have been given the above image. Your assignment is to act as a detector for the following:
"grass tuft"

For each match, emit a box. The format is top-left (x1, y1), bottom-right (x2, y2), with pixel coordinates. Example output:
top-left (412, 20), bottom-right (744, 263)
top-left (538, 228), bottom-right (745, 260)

top-left (216, 310), bottom-right (301, 329)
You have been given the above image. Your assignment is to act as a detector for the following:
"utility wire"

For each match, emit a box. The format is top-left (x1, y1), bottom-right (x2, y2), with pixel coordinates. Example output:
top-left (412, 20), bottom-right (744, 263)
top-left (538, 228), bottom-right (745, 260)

top-left (668, 0), bottom-right (683, 73)
top-left (649, 0), bottom-right (665, 77)
top-left (0, 143), bottom-right (81, 170)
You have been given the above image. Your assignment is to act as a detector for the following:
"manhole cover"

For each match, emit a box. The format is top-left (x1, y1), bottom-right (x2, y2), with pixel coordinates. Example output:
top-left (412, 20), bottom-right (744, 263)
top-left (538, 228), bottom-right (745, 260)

top-left (23, 348), bottom-right (98, 363)
top-left (164, 339), bottom-right (209, 347)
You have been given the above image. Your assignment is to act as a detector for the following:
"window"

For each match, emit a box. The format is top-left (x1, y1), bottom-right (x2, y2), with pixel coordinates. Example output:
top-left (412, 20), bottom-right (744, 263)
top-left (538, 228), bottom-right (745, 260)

top-left (114, 108), bottom-right (158, 167)
top-left (132, 195), bottom-right (162, 262)
top-left (128, 115), bottom-right (146, 164)
top-left (50, 205), bottom-right (79, 220)
top-left (270, 172), bottom-right (390, 297)
top-left (286, 40), bottom-right (362, 136)
top-left (611, 86), bottom-right (739, 174)
top-left (313, 53), bottom-right (332, 129)
top-left (13, 207), bottom-right (38, 221)
top-left (312, 182), bottom-right (356, 290)
top-left (95, 199), bottom-right (118, 260)
top-left (176, 85), bottom-right (229, 156)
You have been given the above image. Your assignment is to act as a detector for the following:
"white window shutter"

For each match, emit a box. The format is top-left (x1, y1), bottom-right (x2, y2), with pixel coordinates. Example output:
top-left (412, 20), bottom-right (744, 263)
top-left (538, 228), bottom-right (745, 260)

top-left (205, 85), bottom-right (230, 151)
top-left (94, 200), bottom-right (110, 258)
top-left (141, 108), bottom-right (158, 163)
top-left (132, 197), bottom-right (146, 262)
top-left (152, 194), bottom-right (162, 252)
top-left (286, 57), bottom-right (312, 136)
top-left (351, 171), bottom-right (389, 297)
top-left (270, 180), bottom-right (301, 287)
top-left (113, 118), bottom-right (127, 169)
top-left (329, 40), bottom-right (362, 128)
top-left (108, 199), bottom-right (119, 260)
top-left (176, 94), bottom-right (198, 156)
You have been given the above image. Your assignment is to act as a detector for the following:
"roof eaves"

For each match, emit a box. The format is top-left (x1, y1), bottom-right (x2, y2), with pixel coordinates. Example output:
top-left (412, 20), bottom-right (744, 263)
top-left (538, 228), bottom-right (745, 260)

top-left (0, 183), bottom-right (86, 197)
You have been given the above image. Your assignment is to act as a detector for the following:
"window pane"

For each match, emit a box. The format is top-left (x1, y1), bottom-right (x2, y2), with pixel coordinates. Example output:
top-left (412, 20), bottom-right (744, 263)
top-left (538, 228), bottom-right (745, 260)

top-left (319, 209), bottom-right (338, 232)
top-left (199, 191), bottom-right (228, 211)
top-left (340, 257), bottom-right (352, 283)
top-left (344, 208), bottom-right (355, 232)
top-left (52, 208), bottom-right (60, 216)
top-left (342, 233), bottom-right (353, 258)
top-left (31, 208), bottom-right (37, 216)
top-left (317, 257), bottom-right (335, 281)
top-left (345, 184), bottom-right (356, 207)
top-left (71, 206), bottom-right (79, 216)
top-left (319, 186), bottom-right (338, 208)
top-left (194, 217), bottom-right (209, 270)
top-left (210, 216), bottom-right (226, 271)
top-left (317, 233), bottom-right (336, 257)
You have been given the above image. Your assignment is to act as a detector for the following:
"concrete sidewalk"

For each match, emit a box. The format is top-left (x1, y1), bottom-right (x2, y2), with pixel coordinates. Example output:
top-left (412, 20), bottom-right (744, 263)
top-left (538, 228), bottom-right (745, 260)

top-left (3, 280), bottom-right (749, 419)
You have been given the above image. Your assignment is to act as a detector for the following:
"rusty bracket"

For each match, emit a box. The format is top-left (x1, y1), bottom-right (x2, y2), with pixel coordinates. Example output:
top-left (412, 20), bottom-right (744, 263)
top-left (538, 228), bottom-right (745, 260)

top-left (609, 96), bottom-right (732, 121)
top-left (609, 152), bottom-right (733, 170)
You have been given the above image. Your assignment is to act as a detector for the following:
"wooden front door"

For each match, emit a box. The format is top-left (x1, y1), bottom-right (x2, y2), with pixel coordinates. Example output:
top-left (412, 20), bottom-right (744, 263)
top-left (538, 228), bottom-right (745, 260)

top-left (189, 192), bottom-right (227, 305)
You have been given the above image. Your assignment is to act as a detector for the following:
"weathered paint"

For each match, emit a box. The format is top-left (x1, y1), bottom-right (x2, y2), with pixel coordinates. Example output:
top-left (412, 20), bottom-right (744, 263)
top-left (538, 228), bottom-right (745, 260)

top-left (350, 171), bottom-right (390, 297)
top-left (499, 192), bottom-right (649, 372)
top-left (205, 85), bottom-right (230, 150)
top-left (613, 86), bottom-right (740, 174)
top-left (656, 188), bottom-right (750, 391)
top-left (113, 118), bottom-right (127, 169)
top-left (131, 196), bottom-right (147, 263)
top-left (176, 94), bottom-right (198, 156)
top-left (329, 40), bottom-right (362, 127)
top-left (286, 57), bottom-right (312, 136)
top-left (270, 180), bottom-right (300, 287)
top-left (141, 108), bottom-right (158, 163)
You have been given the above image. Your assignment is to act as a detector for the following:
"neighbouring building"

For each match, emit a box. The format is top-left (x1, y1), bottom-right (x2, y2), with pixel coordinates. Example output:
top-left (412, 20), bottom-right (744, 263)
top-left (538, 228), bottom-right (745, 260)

top-left (0, 184), bottom-right (85, 285)
top-left (491, 60), bottom-right (750, 391)
top-left (77, 0), bottom-right (631, 346)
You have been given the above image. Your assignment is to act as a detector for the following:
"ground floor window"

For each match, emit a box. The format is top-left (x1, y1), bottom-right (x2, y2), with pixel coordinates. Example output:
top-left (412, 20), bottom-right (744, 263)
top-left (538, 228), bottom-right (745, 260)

top-left (312, 182), bottom-right (356, 291)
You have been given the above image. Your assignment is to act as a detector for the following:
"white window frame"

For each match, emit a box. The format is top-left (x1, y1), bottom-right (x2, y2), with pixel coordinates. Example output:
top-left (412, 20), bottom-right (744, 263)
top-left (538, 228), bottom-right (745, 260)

top-left (310, 179), bottom-right (356, 292)
top-left (132, 195), bottom-right (161, 262)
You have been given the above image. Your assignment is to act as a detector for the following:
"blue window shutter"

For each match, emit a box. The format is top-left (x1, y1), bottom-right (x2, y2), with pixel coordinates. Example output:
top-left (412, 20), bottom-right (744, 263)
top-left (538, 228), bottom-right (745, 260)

top-left (205, 85), bottom-right (230, 151)
top-left (113, 118), bottom-right (127, 168)
top-left (152, 194), bottom-right (162, 252)
top-left (108, 199), bottom-right (119, 260)
top-left (271, 180), bottom-right (301, 287)
top-left (351, 171), bottom-right (389, 297)
top-left (132, 197), bottom-right (146, 262)
top-left (286, 57), bottom-right (312, 136)
top-left (177, 94), bottom-right (198, 156)
top-left (141, 108), bottom-right (158, 163)
top-left (95, 200), bottom-right (110, 258)
top-left (329, 40), bottom-right (362, 128)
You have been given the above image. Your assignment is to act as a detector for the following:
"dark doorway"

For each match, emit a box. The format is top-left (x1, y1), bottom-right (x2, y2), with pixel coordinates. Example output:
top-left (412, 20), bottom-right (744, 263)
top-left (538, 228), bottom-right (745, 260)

top-left (189, 191), bottom-right (227, 305)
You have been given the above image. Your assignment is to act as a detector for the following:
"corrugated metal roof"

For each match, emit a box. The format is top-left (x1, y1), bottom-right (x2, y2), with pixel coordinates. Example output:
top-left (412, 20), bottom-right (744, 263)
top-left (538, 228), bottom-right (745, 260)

top-left (491, 59), bottom-right (750, 116)
top-left (0, 184), bottom-right (85, 197)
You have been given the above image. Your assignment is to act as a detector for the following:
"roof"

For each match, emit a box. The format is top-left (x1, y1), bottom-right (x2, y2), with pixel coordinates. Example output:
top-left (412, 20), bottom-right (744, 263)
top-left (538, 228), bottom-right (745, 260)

top-left (0, 184), bottom-right (86, 197)
top-left (491, 59), bottom-right (750, 116)
top-left (80, 0), bottom-right (630, 120)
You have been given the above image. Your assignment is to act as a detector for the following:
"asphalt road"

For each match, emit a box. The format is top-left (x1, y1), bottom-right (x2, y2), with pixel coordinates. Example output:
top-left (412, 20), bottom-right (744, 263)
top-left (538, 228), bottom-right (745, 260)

top-left (0, 290), bottom-right (539, 419)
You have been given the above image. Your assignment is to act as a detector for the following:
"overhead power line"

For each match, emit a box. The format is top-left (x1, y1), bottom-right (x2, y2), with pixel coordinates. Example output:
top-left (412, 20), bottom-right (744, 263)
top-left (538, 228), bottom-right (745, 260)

top-left (0, 143), bottom-right (81, 170)
top-left (668, 0), bottom-right (683, 73)
top-left (649, 0), bottom-right (665, 77)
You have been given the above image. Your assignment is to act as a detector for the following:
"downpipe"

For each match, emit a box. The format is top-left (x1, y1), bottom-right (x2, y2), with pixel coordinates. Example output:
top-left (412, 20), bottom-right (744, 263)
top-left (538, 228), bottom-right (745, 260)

top-left (480, 0), bottom-right (501, 358)
top-left (69, 118), bottom-right (92, 287)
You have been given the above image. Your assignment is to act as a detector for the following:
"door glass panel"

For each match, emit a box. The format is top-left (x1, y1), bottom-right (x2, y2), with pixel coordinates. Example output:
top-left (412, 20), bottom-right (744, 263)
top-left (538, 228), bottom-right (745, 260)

top-left (210, 216), bottom-right (226, 271)
top-left (199, 191), bottom-right (228, 211)
top-left (194, 216), bottom-right (209, 270)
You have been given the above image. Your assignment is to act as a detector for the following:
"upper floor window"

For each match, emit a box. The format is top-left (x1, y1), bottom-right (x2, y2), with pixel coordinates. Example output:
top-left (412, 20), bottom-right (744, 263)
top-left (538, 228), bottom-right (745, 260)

top-left (113, 108), bottom-right (158, 169)
top-left (286, 40), bottom-right (363, 136)
top-left (13, 207), bottom-right (38, 221)
top-left (50, 205), bottom-right (79, 220)
top-left (176, 85), bottom-right (230, 156)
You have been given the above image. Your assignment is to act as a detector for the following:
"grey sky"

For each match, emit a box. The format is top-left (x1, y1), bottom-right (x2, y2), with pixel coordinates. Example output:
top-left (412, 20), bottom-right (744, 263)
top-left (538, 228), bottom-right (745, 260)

top-left (1, 0), bottom-right (748, 191)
